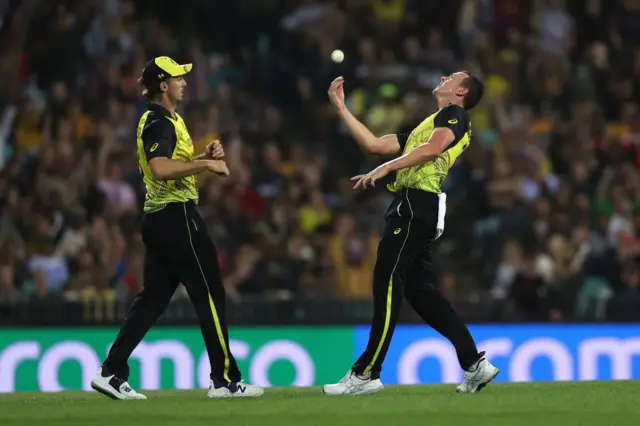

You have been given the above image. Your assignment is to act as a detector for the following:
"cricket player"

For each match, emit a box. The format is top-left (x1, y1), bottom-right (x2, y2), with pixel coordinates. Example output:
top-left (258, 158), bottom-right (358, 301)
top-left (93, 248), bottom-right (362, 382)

top-left (323, 72), bottom-right (499, 395)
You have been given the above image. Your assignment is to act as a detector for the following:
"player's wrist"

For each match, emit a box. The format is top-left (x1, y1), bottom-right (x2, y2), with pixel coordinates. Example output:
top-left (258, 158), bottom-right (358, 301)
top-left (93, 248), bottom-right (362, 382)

top-left (381, 163), bottom-right (393, 173)
top-left (207, 159), bottom-right (230, 176)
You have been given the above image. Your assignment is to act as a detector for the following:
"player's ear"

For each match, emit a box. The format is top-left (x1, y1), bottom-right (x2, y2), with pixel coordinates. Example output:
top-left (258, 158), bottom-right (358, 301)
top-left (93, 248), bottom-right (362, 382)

top-left (455, 86), bottom-right (469, 97)
top-left (160, 81), bottom-right (168, 93)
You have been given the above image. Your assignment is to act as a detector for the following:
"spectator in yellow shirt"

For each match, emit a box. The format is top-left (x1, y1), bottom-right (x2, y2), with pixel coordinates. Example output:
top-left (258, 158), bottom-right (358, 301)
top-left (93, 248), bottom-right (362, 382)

top-left (365, 83), bottom-right (406, 137)
top-left (299, 190), bottom-right (332, 234)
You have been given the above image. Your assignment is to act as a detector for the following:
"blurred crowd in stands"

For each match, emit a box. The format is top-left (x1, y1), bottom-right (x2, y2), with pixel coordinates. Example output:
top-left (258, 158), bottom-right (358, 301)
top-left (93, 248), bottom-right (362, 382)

top-left (0, 0), bottom-right (639, 324)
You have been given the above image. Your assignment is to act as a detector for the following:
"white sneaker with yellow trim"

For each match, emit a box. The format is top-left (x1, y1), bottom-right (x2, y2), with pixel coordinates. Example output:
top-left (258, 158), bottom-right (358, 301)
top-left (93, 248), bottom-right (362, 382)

top-left (322, 370), bottom-right (384, 396)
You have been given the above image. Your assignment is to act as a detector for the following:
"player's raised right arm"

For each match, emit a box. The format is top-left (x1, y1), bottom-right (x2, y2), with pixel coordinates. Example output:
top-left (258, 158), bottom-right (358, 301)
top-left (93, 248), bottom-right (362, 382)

top-left (328, 77), bottom-right (401, 156)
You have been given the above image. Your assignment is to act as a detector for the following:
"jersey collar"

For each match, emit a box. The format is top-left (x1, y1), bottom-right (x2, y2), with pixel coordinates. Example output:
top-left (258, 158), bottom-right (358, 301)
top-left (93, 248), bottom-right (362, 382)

top-left (147, 102), bottom-right (173, 118)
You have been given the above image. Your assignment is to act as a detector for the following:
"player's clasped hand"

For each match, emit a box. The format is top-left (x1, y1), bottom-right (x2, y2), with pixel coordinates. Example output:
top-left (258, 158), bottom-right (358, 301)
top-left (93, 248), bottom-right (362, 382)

top-left (351, 165), bottom-right (391, 190)
top-left (206, 140), bottom-right (225, 159)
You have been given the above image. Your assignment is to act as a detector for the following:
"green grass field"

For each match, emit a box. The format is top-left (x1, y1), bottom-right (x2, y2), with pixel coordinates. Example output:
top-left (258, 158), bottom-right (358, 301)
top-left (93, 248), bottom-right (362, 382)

top-left (1, 382), bottom-right (638, 426)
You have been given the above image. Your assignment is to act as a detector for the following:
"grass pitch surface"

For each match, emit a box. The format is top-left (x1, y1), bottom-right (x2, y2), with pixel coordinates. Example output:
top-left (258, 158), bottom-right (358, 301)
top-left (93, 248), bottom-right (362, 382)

top-left (1, 381), bottom-right (637, 426)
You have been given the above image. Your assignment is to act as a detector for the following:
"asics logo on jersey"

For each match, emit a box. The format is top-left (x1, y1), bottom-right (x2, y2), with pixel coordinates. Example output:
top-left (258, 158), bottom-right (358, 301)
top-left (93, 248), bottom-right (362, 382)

top-left (448, 119), bottom-right (458, 124)
top-left (150, 143), bottom-right (159, 152)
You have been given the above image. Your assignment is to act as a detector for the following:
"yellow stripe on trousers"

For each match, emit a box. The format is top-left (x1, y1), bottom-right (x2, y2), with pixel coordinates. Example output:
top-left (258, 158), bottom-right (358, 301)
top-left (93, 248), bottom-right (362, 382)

top-left (362, 190), bottom-right (414, 375)
top-left (183, 205), bottom-right (231, 383)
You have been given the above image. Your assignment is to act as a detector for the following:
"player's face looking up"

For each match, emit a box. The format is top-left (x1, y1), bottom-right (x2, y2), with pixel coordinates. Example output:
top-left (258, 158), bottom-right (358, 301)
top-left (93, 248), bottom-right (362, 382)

top-left (432, 72), bottom-right (470, 101)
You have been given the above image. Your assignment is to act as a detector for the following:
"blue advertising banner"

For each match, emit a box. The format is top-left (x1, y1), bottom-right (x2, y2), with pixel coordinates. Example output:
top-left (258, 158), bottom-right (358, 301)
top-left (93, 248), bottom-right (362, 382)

top-left (354, 325), bottom-right (640, 384)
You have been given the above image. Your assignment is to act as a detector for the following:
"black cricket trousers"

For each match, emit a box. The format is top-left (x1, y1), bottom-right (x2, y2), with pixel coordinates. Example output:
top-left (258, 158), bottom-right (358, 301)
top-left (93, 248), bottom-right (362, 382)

top-left (103, 201), bottom-right (240, 384)
top-left (352, 189), bottom-right (480, 378)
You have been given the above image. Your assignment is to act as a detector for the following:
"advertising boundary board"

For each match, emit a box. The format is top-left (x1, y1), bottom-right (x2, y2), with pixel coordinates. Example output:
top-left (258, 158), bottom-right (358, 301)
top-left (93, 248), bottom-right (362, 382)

top-left (2, 325), bottom-right (640, 392)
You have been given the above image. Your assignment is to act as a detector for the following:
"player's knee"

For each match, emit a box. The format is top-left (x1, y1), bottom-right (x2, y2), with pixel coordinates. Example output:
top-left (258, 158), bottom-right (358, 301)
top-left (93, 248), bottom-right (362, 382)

top-left (404, 280), bottom-right (437, 299)
top-left (373, 271), bottom-right (408, 295)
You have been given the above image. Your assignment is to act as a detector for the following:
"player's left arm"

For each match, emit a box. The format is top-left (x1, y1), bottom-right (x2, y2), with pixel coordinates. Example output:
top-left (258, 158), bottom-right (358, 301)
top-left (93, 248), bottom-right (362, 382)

top-left (379, 105), bottom-right (467, 173)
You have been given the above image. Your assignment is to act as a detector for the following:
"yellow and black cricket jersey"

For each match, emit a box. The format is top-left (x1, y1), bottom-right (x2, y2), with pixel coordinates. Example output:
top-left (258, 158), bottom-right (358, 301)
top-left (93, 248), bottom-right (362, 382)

top-left (386, 104), bottom-right (471, 220)
top-left (136, 103), bottom-right (199, 213)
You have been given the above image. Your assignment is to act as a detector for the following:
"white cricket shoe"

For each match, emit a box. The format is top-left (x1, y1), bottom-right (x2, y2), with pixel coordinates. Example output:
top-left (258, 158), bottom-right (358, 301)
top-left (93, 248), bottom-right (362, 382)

top-left (456, 357), bottom-right (499, 393)
top-left (322, 370), bottom-right (384, 396)
top-left (207, 380), bottom-right (264, 398)
top-left (91, 368), bottom-right (147, 400)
